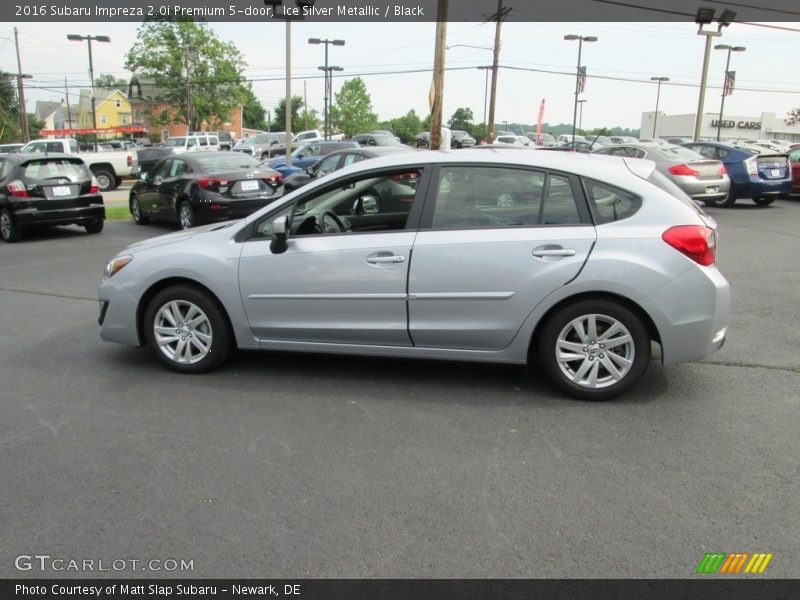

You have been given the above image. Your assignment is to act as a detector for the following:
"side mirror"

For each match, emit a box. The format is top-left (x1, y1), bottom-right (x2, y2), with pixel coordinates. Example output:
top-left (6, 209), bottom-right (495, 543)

top-left (354, 195), bottom-right (379, 215)
top-left (296, 153), bottom-right (304, 159)
top-left (305, 167), bottom-right (315, 176)
top-left (269, 215), bottom-right (289, 254)
top-left (139, 171), bottom-right (149, 181)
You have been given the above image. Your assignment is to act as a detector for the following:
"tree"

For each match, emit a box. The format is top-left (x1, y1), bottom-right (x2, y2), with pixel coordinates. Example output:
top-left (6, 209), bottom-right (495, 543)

top-left (272, 95), bottom-right (304, 131)
top-left (125, 20), bottom-right (249, 131)
top-left (242, 86), bottom-right (266, 131)
top-left (0, 72), bottom-right (21, 142)
top-left (448, 107), bottom-right (474, 133)
top-left (787, 108), bottom-right (799, 126)
top-left (330, 78), bottom-right (378, 137)
top-left (386, 109), bottom-right (422, 144)
top-left (27, 113), bottom-right (44, 139)
top-left (94, 73), bottom-right (129, 90)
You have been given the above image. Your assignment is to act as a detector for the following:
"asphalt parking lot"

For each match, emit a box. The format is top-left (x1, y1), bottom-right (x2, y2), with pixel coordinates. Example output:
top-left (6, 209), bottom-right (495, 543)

top-left (1, 199), bottom-right (798, 579)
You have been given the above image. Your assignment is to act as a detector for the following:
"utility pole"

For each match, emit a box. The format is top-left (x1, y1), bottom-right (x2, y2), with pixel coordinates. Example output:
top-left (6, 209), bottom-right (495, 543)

top-left (14, 27), bottom-right (29, 142)
top-left (429, 0), bottom-right (448, 150)
top-left (303, 80), bottom-right (308, 130)
top-left (184, 50), bottom-right (193, 134)
top-left (486, 0), bottom-right (510, 143)
top-left (65, 78), bottom-right (73, 130)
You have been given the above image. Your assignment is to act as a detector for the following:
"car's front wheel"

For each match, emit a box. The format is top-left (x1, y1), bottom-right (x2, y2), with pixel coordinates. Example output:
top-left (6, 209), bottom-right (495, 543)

top-left (143, 285), bottom-right (234, 373)
top-left (131, 194), bottom-right (149, 225)
top-left (538, 299), bottom-right (651, 401)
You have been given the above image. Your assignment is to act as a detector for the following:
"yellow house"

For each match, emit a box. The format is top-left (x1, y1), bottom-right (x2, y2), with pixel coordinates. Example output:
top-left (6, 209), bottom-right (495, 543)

top-left (77, 88), bottom-right (133, 138)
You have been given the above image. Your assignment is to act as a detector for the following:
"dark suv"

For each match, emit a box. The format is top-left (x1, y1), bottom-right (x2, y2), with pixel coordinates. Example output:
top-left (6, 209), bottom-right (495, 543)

top-left (0, 153), bottom-right (105, 242)
top-left (451, 130), bottom-right (476, 149)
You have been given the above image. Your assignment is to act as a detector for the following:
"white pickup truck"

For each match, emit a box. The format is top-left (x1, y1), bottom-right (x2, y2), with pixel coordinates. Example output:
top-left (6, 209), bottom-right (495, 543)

top-left (18, 138), bottom-right (138, 192)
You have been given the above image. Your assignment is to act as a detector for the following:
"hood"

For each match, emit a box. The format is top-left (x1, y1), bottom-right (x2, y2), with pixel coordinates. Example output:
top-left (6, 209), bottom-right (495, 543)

top-left (123, 222), bottom-right (238, 255)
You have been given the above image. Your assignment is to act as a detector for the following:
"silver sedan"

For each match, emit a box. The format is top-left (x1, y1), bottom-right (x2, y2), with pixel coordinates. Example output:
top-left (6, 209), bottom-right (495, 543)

top-left (98, 150), bottom-right (730, 400)
top-left (593, 143), bottom-right (730, 205)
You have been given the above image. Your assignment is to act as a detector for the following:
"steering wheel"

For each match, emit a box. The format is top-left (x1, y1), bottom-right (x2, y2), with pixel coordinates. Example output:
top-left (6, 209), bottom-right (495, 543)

top-left (318, 211), bottom-right (348, 233)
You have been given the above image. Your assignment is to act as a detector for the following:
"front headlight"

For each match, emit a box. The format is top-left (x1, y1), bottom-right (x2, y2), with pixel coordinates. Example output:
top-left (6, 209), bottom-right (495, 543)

top-left (103, 255), bottom-right (133, 280)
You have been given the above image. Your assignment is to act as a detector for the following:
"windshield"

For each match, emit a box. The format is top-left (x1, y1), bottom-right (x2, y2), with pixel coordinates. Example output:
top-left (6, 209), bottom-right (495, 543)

top-left (373, 135), bottom-right (401, 146)
top-left (165, 137), bottom-right (186, 147)
top-left (192, 154), bottom-right (262, 172)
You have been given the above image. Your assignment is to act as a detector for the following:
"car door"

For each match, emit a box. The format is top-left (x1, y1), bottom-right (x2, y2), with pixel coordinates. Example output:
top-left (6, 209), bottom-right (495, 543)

top-left (138, 158), bottom-right (172, 215)
top-left (154, 158), bottom-right (190, 217)
top-left (407, 165), bottom-right (596, 351)
top-left (238, 165), bottom-right (430, 346)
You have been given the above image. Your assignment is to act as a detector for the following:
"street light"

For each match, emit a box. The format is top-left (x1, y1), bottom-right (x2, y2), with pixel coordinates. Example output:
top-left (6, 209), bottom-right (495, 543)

top-left (650, 76), bottom-right (669, 138)
top-left (309, 37), bottom-right (345, 140)
top-left (693, 8), bottom-right (736, 141)
top-left (67, 34), bottom-right (111, 152)
top-left (714, 44), bottom-right (746, 141)
top-left (564, 34), bottom-right (597, 148)
top-left (577, 99), bottom-right (587, 132)
top-left (446, 44), bottom-right (493, 130)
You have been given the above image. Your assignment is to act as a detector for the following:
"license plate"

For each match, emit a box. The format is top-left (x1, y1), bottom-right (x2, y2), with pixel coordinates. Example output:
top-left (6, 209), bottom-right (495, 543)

top-left (240, 180), bottom-right (259, 191)
top-left (771, 169), bottom-right (781, 177)
top-left (52, 186), bottom-right (71, 197)
top-left (706, 186), bottom-right (718, 194)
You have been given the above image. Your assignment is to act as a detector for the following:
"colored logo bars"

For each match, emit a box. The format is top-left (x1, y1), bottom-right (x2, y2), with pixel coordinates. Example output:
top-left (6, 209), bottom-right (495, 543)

top-left (696, 552), bottom-right (773, 574)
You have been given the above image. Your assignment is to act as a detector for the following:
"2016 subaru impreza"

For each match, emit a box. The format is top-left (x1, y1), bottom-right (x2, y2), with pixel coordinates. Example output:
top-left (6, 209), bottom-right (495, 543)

top-left (98, 149), bottom-right (730, 400)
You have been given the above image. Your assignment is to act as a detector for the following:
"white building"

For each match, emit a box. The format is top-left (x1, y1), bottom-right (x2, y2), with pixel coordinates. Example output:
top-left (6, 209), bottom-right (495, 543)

top-left (640, 111), bottom-right (800, 143)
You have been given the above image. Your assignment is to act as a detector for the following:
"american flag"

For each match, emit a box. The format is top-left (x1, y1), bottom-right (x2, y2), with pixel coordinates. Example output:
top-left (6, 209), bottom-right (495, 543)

top-left (723, 70), bottom-right (736, 96)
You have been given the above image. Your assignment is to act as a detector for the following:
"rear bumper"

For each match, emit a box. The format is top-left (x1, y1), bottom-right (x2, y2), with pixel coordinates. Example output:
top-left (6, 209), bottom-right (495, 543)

top-left (13, 204), bottom-right (105, 228)
top-left (640, 264), bottom-right (730, 366)
top-left (731, 177), bottom-right (792, 199)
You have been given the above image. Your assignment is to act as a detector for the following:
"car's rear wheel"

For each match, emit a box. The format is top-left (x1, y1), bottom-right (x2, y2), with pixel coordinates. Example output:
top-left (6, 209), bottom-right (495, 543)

top-left (131, 194), bottom-right (149, 225)
top-left (0, 209), bottom-right (22, 243)
top-left (84, 218), bottom-right (104, 234)
top-left (93, 169), bottom-right (116, 193)
top-left (143, 285), bottom-right (233, 373)
top-left (753, 196), bottom-right (776, 206)
top-left (178, 200), bottom-right (195, 229)
top-left (539, 299), bottom-right (650, 401)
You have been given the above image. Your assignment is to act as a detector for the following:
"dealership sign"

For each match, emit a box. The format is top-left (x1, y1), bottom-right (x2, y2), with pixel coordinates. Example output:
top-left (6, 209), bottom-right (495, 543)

top-left (710, 120), bottom-right (761, 129)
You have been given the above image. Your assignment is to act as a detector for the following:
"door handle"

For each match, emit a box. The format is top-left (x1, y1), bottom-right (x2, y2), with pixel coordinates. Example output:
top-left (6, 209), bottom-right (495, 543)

top-left (366, 255), bottom-right (406, 264)
top-left (532, 248), bottom-right (576, 257)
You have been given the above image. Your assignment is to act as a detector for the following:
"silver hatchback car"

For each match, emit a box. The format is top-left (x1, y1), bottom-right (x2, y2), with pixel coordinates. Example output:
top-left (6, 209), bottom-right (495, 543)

top-left (98, 150), bottom-right (730, 400)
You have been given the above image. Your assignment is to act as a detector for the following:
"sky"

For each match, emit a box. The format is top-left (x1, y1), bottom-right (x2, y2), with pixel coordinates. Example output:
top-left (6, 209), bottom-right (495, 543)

top-left (1, 20), bottom-right (798, 132)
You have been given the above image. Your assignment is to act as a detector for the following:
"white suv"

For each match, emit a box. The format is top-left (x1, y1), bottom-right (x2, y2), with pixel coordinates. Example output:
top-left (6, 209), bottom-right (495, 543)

top-left (164, 133), bottom-right (220, 154)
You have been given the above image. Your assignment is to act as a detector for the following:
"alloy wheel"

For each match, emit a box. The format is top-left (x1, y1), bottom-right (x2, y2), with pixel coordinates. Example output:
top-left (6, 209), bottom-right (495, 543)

top-left (153, 300), bottom-right (213, 365)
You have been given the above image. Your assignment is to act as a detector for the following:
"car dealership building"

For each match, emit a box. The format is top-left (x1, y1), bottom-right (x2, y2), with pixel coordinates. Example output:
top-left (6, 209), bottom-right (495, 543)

top-left (640, 111), bottom-right (800, 143)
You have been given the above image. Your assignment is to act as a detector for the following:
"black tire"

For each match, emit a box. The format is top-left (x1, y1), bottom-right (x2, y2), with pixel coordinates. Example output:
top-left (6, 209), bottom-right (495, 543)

top-left (130, 194), bottom-right (149, 225)
top-left (703, 195), bottom-right (728, 207)
top-left (143, 285), bottom-right (234, 374)
top-left (178, 200), bottom-right (195, 229)
top-left (719, 188), bottom-right (737, 207)
top-left (538, 299), bottom-right (651, 401)
top-left (84, 218), bottom-right (104, 234)
top-left (0, 208), bottom-right (22, 243)
top-left (753, 196), bottom-right (776, 207)
top-left (93, 168), bottom-right (116, 193)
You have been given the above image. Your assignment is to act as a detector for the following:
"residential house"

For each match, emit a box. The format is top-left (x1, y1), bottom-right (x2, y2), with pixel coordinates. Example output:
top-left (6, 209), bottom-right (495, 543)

top-left (77, 88), bottom-right (134, 138)
top-left (35, 99), bottom-right (79, 135)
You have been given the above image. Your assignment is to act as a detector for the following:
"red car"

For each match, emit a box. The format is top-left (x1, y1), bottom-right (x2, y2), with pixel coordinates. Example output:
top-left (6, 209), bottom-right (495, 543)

top-left (790, 149), bottom-right (800, 195)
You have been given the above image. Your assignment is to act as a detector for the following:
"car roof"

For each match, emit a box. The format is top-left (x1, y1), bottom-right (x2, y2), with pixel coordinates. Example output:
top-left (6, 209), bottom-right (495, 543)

top-left (334, 147), bottom-right (652, 181)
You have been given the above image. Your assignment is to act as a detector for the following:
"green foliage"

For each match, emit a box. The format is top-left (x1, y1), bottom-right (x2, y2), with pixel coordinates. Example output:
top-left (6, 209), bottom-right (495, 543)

top-left (27, 113), bottom-right (45, 139)
top-left (384, 110), bottom-right (422, 144)
top-left (447, 107), bottom-right (474, 132)
top-left (784, 108), bottom-right (799, 126)
top-left (242, 86), bottom-right (266, 131)
top-left (272, 95), bottom-right (304, 131)
top-left (125, 20), bottom-right (248, 131)
top-left (94, 73), bottom-right (129, 90)
top-left (330, 78), bottom-right (378, 137)
top-left (471, 123), bottom-right (488, 143)
top-left (0, 72), bottom-right (21, 142)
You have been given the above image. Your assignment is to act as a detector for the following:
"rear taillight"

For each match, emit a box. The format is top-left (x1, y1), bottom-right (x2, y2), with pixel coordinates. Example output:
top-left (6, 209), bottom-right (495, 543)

top-left (7, 180), bottom-right (29, 199)
top-left (265, 174), bottom-right (283, 185)
top-left (662, 225), bottom-right (716, 266)
top-left (90, 177), bottom-right (100, 194)
top-left (745, 157), bottom-right (758, 176)
top-left (668, 164), bottom-right (700, 177)
top-left (196, 178), bottom-right (230, 189)
top-left (718, 165), bottom-right (727, 176)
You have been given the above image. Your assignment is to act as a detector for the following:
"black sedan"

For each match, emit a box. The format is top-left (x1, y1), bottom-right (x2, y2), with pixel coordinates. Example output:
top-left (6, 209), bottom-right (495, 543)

top-left (129, 152), bottom-right (284, 229)
top-left (0, 152), bottom-right (104, 243)
top-left (283, 145), bottom-right (416, 192)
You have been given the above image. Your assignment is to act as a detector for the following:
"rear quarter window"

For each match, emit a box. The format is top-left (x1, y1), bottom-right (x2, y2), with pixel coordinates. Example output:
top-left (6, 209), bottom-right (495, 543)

top-left (582, 178), bottom-right (643, 224)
